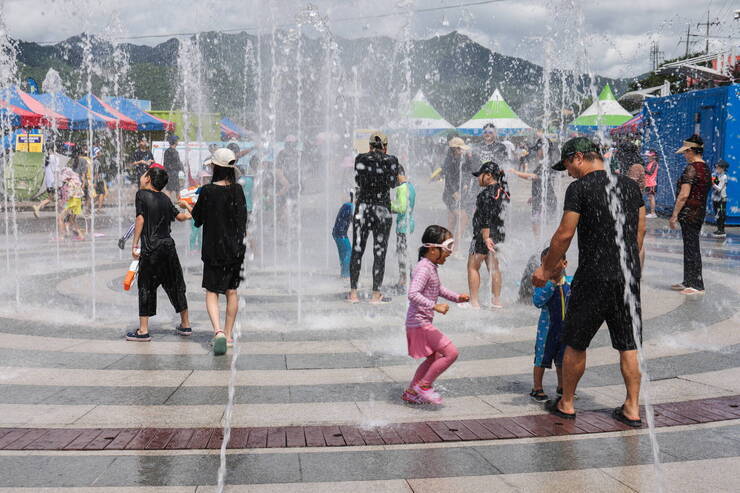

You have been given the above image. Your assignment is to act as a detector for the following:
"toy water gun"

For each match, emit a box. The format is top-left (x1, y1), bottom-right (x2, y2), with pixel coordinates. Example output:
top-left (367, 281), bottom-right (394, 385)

top-left (180, 186), bottom-right (199, 206)
top-left (123, 248), bottom-right (140, 291)
top-left (429, 167), bottom-right (443, 182)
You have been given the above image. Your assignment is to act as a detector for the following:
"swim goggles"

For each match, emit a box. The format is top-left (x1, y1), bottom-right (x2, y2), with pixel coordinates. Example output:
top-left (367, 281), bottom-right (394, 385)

top-left (423, 238), bottom-right (455, 253)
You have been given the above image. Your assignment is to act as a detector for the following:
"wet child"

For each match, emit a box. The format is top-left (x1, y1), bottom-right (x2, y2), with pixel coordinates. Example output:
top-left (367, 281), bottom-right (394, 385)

top-left (126, 167), bottom-right (192, 342)
top-left (58, 167), bottom-right (85, 240)
top-left (530, 247), bottom-right (571, 402)
top-left (332, 189), bottom-right (354, 279)
top-left (390, 165), bottom-right (416, 292)
top-left (467, 161), bottom-right (509, 309)
top-left (181, 148), bottom-right (247, 356)
top-left (712, 160), bottom-right (729, 238)
top-left (403, 225), bottom-right (470, 404)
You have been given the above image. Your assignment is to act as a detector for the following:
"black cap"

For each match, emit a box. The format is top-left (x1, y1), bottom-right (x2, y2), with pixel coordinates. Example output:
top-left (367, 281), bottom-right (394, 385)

top-left (472, 161), bottom-right (500, 177)
top-left (552, 137), bottom-right (600, 171)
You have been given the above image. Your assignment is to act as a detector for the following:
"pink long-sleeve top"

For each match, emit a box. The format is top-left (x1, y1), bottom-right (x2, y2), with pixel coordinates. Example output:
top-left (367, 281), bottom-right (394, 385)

top-left (406, 257), bottom-right (461, 328)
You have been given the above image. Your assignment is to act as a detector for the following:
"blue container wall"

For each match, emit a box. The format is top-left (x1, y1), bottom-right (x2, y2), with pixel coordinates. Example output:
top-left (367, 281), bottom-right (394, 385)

top-left (642, 84), bottom-right (739, 226)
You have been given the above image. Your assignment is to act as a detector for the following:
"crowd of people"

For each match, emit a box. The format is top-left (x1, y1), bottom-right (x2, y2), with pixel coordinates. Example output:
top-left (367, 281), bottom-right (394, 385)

top-left (23, 121), bottom-right (729, 426)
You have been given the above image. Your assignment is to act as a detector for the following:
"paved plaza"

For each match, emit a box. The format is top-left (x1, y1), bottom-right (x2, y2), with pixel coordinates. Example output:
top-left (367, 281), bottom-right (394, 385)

top-left (0, 178), bottom-right (739, 492)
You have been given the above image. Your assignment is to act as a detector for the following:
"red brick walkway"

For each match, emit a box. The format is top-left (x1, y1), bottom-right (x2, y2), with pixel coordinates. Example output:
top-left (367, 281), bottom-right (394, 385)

top-left (1, 395), bottom-right (738, 451)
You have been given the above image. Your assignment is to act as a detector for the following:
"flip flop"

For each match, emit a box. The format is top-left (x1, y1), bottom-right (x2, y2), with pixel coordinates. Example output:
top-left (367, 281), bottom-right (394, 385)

top-left (612, 405), bottom-right (642, 428)
top-left (369, 296), bottom-right (392, 305)
top-left (544, 397), bottom-right (576, 420)
top-left (345, 297), bottom-right (360, 304)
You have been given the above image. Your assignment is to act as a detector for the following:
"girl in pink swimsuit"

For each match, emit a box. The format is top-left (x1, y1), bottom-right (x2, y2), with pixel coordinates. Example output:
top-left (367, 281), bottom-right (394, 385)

top-left (403, 225), bottom-right (470, 404)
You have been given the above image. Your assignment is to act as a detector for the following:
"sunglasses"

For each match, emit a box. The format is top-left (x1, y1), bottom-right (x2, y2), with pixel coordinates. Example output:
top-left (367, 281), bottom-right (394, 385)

top-left (423, 238), bottom-right (455, 253)
top-left (484, 130), bottom-right (496, 135)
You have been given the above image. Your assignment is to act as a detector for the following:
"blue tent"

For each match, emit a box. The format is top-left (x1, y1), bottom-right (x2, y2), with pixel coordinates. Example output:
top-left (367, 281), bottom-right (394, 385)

top-left (105, 97), bottom-right (175, 132)
top-left (30, 93), bottom-right (113, 130)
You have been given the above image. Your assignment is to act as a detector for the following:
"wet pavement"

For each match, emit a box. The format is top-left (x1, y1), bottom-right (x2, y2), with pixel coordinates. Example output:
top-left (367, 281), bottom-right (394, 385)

top-left (0, 177), bottom-right (738, 491)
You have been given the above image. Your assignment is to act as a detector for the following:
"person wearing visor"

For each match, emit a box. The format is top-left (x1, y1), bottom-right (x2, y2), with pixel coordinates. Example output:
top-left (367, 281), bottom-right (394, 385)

top-left (349, 132), bottom-right (399, 304)
top-left (669, 135), bottom-right (712, 296)
top-left (467, 161), bottom-right (509, 309)
top-left (441, 137), bottom-right (476, 243)
top-left (533, 137), bottom-right (646, 428)
top-left (181, 148), bottom-right (248, 355)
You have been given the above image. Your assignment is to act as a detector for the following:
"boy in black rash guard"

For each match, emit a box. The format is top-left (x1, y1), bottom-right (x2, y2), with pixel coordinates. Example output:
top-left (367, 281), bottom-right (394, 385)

top-left (348, 132), bottom-right (399, 304)
top-left (467, 162), bottom-right (509, 309)
top-left (126, 166), bottom-right (192, 342)
top-left (181, 148), bottom-right (247, 356)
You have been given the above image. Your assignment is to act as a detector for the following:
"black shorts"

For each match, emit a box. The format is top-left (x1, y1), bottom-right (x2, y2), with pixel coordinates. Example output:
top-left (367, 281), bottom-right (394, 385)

top-left (203, 262), bottom-right (243, 294)
top-left (562, 278), bottom-right (642, 351)
top-left (95, 180), bottom-right (106, 195)
top-left (138, 244), bottom-right (188, 317)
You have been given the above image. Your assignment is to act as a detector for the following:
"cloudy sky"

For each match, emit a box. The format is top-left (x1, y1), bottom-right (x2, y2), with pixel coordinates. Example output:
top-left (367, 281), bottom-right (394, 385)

top-left (2, 0), bottom-right (738, 78)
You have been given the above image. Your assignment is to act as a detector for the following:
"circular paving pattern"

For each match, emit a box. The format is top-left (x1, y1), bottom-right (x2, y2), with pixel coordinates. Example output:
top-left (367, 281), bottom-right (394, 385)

top-left (1, 179), bottom-right (739, 491)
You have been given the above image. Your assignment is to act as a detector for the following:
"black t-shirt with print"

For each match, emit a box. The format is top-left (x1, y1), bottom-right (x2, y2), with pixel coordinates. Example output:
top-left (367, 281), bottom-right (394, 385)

top-left (132, 149), bottom-right (155, 179)
top-left (472, 183), bottom-right (507, 244)
top-left (563, 170), bottom-right (644, 282)
top-left (135, 189), bottom-right (179, 256)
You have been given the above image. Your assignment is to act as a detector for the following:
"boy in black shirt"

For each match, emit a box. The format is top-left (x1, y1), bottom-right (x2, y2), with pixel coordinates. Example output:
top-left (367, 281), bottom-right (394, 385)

top-left (467, 161), bottom-right (509, 309)
top-left (126, 167), bottom-right (193, 342)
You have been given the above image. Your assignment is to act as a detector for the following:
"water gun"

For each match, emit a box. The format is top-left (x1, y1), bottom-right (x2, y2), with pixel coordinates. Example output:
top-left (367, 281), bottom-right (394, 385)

top-left (180, 186), bottom-right (199, 206)
top-left (429, 167), bottom-right (443, 182)
top-left (123, 248), bottom-right (140, 291)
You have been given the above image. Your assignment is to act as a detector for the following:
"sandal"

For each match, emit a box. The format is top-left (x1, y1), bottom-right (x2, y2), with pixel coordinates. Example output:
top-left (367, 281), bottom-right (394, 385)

top-left (213, 331), bottom-right (227, 356)
top-left (612, 405), bottom-right (642, 428)
top-left (369, 296), bottom-right (392, 305)
top-left (529, 388), bottom-right (548, 402)
top-left (176, 324), bottom-right (192, 336)
top-left (545, 397), bottom-right (576, 419)
top-left (126, 329), bottom-right (151, 342)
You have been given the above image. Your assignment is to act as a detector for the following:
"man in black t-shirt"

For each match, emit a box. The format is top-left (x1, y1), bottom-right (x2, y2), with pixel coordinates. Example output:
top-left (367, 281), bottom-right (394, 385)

top-left (348, 132), bottom-right (399, 304)
top-left (533, 137), bottom-right (646, 428)
top-left (131, 137), bottom-right (155, 184)
top-left (126, 167), bottom-right (193, 342)
top-left (162, 135), bottom-right (183, 200)
top-left (467, 161), bottom-right (509, 309)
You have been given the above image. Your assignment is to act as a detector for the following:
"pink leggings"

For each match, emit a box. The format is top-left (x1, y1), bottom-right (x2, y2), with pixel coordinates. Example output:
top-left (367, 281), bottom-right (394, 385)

top-left (411, 342), bottom-right (459, 388)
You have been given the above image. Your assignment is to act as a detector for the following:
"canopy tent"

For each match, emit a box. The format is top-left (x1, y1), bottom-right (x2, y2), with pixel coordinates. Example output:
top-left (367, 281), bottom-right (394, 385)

top-left (105, 97), bottom-right (175, 132)
top-left (610, 113), bottom-right (643, 136)
top-left (77, 93), bottom-right (139, 131)
top-left (31, 92), bottom-right (116, 131)
top-left (220, 117), bottom-right (248, 140)
top-left (0, 100), bottom-right (46, 127)
top-left (1, 86), bottom-right (69, 129)
top-left (568, 84), bottom-right (632, 133)
top-left (458, 89), bottom-right (531, 136)
top-left (386, 90), bottom-right (454, 135)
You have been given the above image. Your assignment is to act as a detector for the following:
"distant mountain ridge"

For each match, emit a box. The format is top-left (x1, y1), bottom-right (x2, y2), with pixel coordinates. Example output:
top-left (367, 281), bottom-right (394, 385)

top-left (13, 30), bottom-right (631, 130)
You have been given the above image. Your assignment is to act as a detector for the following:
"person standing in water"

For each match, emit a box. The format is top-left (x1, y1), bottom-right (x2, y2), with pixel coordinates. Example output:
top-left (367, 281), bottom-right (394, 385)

top-left (126, 166), bottom-right (192, 342)
top-left (669, 135), bottom-right (712, 296)
top-left (467, 162), bottom-right (509, 309)
top-left (533, 137), bottom-right (646, 428)
top-left (390, 165), bottom-right (416, 292)
top-left (181, 148), bottom-right (247, 355)
top-left (643, 150), bottom-right (659, 218)
top-left (348, 132), bottom-right (399, 304)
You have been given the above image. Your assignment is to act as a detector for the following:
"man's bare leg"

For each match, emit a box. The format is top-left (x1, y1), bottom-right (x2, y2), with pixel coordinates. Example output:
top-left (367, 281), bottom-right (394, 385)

top-left (619, 349), bottom-right (641, 420)
top-left (558, 345), bottom-right (586, 414)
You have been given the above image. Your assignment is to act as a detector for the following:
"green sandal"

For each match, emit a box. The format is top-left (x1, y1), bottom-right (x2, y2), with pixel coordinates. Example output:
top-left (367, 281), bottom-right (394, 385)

top-left (213, 331), bottom-right (227, 356)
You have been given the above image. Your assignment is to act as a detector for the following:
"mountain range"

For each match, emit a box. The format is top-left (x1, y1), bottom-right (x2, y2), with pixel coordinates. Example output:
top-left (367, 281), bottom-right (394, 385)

top-left (14, 31), bottom-right (632, 132)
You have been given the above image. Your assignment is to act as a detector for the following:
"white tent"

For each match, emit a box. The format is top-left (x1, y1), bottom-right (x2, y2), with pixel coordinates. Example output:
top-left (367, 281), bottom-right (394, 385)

top-left (458, 89), bottom-right (531, 135)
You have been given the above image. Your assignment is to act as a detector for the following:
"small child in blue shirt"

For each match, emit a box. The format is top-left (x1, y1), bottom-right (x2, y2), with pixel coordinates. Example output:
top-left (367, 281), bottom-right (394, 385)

top-left (332, 189), bottom-right (354, 279)
top-left (531, 247), bottom-right (571, 402)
